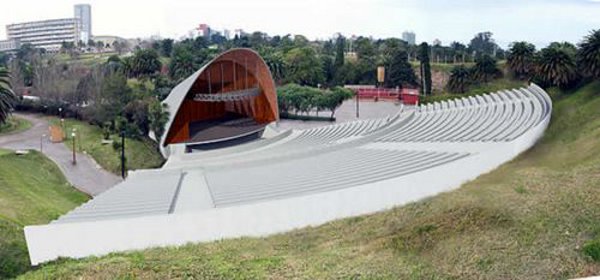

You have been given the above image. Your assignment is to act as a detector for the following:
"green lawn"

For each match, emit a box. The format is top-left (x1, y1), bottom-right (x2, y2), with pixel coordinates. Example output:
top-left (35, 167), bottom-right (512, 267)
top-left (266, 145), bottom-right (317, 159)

top-left (0, 150), bottom-right (88, 279)
top-left (0, 117), bottom-right (32, 136)
top-left (422, 77), bottom-right (527, 104)
top-left (47, 117), bottom-right (165, 175)
top-left (54, 52), bottom-right (118, 67)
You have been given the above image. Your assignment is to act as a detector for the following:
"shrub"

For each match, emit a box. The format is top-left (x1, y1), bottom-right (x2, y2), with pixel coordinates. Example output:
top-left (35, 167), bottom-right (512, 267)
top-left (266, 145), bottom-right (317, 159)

top-left (583, 238), bottom-right (600, 262)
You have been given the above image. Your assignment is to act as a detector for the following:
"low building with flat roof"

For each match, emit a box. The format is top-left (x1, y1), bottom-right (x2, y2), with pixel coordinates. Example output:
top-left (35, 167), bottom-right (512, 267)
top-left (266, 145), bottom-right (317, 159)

top-left (0, 39), bottom-right (20, 52)
top-left (6, 18), bottom-right (81, 52)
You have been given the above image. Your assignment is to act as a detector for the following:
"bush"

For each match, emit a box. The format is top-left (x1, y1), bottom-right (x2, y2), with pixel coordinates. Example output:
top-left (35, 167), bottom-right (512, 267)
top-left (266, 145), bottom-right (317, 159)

top-left (583, 238), bottom-right (600, 262)
top-left (277, 84), bottom-right (353, 118)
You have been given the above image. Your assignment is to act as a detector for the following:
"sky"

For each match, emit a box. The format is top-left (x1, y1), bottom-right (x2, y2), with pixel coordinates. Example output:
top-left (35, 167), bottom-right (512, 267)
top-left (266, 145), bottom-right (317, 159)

top-left (1, 0), bottom-right (599, 48)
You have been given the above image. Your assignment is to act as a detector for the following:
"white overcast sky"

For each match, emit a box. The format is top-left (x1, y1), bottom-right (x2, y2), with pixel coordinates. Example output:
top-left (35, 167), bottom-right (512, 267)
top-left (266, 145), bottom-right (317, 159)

top-left (1, 0), bottom-right (599, 48)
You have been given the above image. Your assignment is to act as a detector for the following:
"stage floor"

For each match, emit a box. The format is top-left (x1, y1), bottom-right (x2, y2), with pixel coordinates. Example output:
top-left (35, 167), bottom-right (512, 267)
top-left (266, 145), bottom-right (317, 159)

top-left (187, 114), bottom-right (266, 145)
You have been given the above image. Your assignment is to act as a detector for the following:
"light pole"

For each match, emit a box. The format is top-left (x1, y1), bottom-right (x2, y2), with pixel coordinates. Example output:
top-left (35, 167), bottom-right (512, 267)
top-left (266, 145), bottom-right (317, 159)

top-left (40, 134), bottom-right (46, 152)
top-left (71, 130), bottom-right (77, 165)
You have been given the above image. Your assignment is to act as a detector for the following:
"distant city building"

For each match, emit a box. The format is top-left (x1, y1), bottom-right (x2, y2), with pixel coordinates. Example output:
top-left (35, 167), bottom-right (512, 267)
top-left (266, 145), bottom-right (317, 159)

top-left (223, 29), bottom-right (231, 40)
top-left (0, 39), bottom-right (20, 52)
top-left (74, 4), bottom-right (92, 43)
top-left (3, 4), bottom-right (93, 52)
top-left (6, 18), bottom-right (81, 52)
top-left (197, 24), bottom-right (211, 38)
top-left (402, 31), bottom-right (416, 45)
top-left (234, 29), bottom-right (246, 38)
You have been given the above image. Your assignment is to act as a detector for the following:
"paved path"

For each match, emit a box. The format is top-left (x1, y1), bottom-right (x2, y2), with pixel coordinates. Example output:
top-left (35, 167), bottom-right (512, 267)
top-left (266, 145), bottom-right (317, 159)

top-left (0, 113), bottom-right (121, 196)
top-left (278, 99), bottom-right (403, 130)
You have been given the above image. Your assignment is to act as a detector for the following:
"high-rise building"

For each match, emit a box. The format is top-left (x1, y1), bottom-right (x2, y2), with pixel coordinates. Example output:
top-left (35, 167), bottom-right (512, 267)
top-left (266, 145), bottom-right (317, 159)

top-left (402, 31), bottom-right (416, 45)
top-left (74, 4), bottom-right (92, 43)
top-left (6, 18), bottom-right (81, 51)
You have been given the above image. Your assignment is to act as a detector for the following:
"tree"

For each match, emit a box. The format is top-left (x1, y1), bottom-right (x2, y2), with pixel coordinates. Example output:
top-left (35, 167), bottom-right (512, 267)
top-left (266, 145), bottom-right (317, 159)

top-left (0, 68), bottom-right (17, 124)
top-left (160, 39), bottom-right (174, 57)
top-left (386, 49), bottom-right (417, 88)
top-left (417, 42), bottom-right (432, 95)
top-left (450, 41), bottom-right (468, 63)
top-left (112, 41), bottom-right (127, 55)
top-left (535, 45), bottom-right (578, 89)
top-left (472, 54), bottom-right (501, 83)
top-left (0, 52), bottom-right (8, 67)
top-left (577, 29), bottom-right (600, 79)
top-left (96, 41), bottom-right (105, 51)
top-left (507, 41), bottom-right (536, 79)
top-left (323, 87), bottom-right (353, 119)
top-left (148, 100), bottom-right (169, 143)
top-left (447, 65), bottom-right (471, 93)
top-left (129, 48), bottom-right (162, 78)
top-left (262, 51), bottom-right (287, 84)
top-left (334, 35), bottom-right (345, 69)
top-left (283, 47), bottom-right (324, 86)
top-left (92, 71), bottom-right (132, 125)
top-left (168, 45), bottom-right (202, 82)
top-left (468, 32), bottom-right (498, 57)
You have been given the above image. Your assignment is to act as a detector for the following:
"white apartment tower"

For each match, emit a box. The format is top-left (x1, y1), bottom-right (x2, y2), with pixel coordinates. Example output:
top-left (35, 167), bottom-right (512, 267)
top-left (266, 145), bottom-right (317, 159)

top-left (74, 4), bottom-right (92, 43)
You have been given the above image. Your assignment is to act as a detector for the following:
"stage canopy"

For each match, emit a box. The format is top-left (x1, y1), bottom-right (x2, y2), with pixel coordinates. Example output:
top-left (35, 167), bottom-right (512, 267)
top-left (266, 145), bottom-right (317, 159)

top-left (160, 48), bottom-right (278, 156)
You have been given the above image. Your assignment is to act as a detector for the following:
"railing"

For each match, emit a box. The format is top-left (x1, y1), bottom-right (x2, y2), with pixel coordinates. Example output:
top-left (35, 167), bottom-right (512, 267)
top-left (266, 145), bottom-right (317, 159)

top-left (193, 87), bottom-right (260, 102)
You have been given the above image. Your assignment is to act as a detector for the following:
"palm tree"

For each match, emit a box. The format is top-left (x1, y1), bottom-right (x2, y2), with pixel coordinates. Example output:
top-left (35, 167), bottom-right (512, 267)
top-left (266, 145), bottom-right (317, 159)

top-left (507, 41), bottom-right (536, 79)
top-left (472, 54), bottom-right (501, 83)
top-left (535, 45), bottom-right (578, 89)
top-left (447, 65), bottom-right (471, 93)
top-left (577, 29), bottom-right (600, 79)
top-left (0, 68), bottom-right (17, 124)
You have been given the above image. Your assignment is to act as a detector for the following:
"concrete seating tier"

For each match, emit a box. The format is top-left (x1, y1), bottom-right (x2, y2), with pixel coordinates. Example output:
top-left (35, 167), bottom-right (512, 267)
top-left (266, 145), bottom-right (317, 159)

top-left (24, 84), bottom-right (553, 265)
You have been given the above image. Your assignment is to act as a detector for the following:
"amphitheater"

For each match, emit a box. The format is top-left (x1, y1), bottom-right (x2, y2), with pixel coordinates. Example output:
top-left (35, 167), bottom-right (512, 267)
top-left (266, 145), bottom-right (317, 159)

top-left (24, 49), bottom-right (552, 265)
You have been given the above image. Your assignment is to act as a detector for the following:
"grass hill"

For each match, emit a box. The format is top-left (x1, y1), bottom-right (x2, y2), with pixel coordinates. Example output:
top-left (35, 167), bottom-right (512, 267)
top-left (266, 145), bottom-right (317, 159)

top-left (0, 150), bottom-right (88, 279)
top-left (6, 82), bottom-right (600, 279)
top-left (0, 117), bottom-right (32, 136)
top-left (47, 117), bottom-right (164, 175)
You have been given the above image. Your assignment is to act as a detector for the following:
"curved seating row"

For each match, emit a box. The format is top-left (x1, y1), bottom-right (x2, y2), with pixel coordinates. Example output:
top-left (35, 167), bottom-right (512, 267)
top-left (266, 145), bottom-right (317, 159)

top-left (377, 86), bottom-right (550, 143)
top-left (207, 148), bottom-right (468, 207)
top-left (166, 114), bottom-right (398, 169)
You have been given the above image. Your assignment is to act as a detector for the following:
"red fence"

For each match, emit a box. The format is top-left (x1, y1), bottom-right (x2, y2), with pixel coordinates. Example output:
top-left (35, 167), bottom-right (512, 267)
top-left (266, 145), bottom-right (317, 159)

top-left (348, 87), bottom-right (420, 105)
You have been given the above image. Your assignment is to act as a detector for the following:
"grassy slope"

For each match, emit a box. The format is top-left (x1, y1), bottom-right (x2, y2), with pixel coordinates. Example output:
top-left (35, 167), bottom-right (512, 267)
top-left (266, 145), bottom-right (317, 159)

top-left (47, 117), bottom-right (164, 175)
top-left (19, 82), bottom-right (600, 279)
top-left (0, 117), bottom-right (32, 136)
top-left (0, 150), bottom-right (88, 279)
top-left (422, 77), bottom-right (527, 104)
top-left (54, 52), bottom-right (117, 67)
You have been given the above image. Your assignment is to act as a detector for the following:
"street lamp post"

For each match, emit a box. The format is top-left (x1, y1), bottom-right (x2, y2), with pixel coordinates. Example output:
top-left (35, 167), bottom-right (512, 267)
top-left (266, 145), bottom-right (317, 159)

top-left (40, 134), bottom-right (46, 152)
top-left (71, 130), bottom-right (77, 165)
